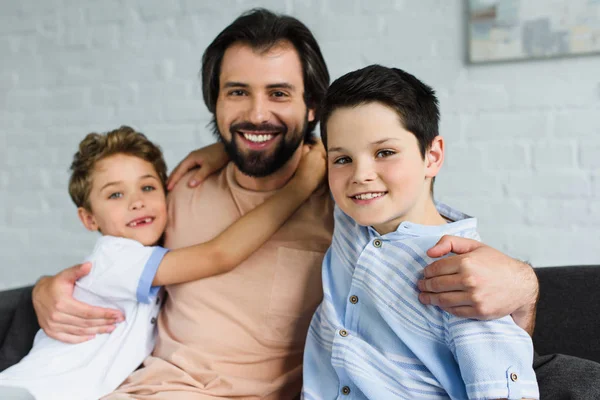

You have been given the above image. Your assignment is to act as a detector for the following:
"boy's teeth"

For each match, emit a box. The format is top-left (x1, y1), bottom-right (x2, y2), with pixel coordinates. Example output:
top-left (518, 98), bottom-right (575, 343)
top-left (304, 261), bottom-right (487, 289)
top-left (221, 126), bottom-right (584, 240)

top-left (354, 192), bottom-right (384, 200)
top-left (243, 133), bottom-right (274, 143)
top-left (129, 217), bottom-right (152, 227)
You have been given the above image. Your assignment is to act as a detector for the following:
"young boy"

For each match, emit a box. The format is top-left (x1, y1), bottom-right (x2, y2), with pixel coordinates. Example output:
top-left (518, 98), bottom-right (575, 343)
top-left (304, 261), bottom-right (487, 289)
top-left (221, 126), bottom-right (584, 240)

top-left (0, 126), bottom-right (326, 400)
top-left (301, 66), bottom-right (539, 400)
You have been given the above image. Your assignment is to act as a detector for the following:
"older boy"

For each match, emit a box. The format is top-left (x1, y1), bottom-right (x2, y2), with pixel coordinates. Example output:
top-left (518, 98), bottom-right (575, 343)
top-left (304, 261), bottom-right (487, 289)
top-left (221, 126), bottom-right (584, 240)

top-left (302, 65), bottom-right (539, 399)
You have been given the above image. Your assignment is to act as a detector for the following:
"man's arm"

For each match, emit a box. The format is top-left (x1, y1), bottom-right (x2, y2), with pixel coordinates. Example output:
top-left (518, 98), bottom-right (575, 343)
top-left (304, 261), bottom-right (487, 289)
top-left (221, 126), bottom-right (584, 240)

top-left (32, 264), bottom-right (124, 344)
top-left (417, 235), bottom-right (539, 336)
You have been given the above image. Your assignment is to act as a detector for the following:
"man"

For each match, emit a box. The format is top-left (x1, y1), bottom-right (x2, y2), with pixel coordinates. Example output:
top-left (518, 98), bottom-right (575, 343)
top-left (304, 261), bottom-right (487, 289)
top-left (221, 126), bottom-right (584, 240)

top-left (27, 8), bottom-right (599, 400)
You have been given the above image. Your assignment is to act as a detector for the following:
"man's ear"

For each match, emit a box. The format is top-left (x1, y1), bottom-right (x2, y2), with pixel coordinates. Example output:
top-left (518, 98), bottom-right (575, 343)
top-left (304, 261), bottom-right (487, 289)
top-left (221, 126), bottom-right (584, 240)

top-left (307, 106), bottom-right (316, 123)
top-left (77, 207), bottom-right (99, 232)
top-left (425, 136), bottom-right (444, 178)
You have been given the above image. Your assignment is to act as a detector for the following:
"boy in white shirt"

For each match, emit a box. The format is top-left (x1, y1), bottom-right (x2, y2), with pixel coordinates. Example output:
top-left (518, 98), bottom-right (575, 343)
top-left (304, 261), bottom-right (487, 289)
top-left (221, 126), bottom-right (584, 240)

top-left (0, 125), bottom-right (326, 400)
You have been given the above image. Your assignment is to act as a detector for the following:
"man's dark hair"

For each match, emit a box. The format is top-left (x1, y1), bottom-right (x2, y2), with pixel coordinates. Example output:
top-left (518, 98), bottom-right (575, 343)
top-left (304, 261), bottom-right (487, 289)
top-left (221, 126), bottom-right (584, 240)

top-left (320, 65), bottom-right (440, 158)
top-left (202, 8), bottom-right (330, 140)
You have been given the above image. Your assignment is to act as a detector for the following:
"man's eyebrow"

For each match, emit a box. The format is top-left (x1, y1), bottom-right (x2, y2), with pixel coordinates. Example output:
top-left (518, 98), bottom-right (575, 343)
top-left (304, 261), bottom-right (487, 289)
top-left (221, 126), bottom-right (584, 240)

top-left (223, 81), bottom-right (249, 88)
top-left (266, 82), bottom-right (296, 91)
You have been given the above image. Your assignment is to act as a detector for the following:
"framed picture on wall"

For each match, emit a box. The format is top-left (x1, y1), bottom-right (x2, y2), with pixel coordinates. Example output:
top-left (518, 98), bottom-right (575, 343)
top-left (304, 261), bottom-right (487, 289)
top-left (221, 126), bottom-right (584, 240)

top-left (468, 0), bottom-right (600, 63)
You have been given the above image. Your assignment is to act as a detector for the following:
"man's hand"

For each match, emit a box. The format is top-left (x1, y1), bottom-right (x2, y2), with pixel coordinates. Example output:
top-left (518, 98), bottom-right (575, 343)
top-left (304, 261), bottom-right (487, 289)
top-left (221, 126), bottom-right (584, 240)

top-left (417, 235), bottom-right (539, 335)
top-left (166, 142), bottom-right (229, 190)
top-left (32, 263), bottom-right (124, 343)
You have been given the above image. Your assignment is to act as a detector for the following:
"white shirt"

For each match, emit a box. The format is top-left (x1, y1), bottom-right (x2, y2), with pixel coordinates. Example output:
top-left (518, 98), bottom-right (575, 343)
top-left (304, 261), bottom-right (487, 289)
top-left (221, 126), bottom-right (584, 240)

top-left (0, 236), bottom-right (167, 400)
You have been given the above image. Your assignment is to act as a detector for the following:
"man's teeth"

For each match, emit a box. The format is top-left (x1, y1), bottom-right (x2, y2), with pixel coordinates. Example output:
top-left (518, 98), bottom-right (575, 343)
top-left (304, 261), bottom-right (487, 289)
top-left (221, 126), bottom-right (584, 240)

top-left (243, 133), bottom-right (274, 143)
top-left (129, 217), bottom-right (153, 227)
top-left (354, 193), bottom-right (384, 200)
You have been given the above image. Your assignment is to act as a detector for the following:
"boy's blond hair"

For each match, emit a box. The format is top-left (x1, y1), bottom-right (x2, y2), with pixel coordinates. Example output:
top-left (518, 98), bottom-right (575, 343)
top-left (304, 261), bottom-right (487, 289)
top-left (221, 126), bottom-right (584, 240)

top-left (69, 126), bottom-right (168, 211)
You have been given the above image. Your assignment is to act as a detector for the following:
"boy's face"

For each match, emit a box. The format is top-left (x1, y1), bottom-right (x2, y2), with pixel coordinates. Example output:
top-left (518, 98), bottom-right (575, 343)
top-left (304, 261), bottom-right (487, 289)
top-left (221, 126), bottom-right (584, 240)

top-left (327, 102), bottom-right (443, 235)
top-left (78, 154), bottom-right (167, 246)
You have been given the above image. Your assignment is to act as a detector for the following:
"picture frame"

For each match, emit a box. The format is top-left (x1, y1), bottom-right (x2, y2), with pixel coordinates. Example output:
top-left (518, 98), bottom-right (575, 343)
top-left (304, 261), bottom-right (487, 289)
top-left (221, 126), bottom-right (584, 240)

top-left (468, 0), bottom-right (600, 63)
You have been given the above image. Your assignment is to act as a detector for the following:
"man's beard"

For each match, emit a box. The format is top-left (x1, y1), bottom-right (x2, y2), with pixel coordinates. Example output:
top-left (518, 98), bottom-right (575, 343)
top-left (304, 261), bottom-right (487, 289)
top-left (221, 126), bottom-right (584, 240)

top-left (212, 116), bottom-right (308, 178)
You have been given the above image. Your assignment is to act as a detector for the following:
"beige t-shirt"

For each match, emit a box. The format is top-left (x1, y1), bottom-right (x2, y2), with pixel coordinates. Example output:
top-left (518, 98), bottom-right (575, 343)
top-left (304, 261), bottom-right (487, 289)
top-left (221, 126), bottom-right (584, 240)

top-left (106, 163), bottom-right (334, 400)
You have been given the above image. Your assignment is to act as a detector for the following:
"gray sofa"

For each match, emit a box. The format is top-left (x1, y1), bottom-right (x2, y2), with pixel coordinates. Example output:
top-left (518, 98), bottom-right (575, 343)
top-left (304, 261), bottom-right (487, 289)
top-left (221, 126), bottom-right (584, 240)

top-left (1, 265), bottom-right (599, 372)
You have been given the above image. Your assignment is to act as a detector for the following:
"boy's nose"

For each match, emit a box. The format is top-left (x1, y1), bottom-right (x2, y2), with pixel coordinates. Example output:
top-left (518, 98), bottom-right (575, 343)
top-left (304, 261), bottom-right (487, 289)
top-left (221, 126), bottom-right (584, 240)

top-left (129, 199), bottom-right (145, 211)
top-left (351, 161), bottom-right (377, 184)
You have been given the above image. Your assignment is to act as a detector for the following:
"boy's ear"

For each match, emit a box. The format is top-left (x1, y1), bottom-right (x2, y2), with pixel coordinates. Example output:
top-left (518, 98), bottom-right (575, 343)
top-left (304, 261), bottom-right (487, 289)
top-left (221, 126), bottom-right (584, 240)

top-left (77, 207), bottom-right (99, 232)
top-left (425, 136), bottom-right (444, 178)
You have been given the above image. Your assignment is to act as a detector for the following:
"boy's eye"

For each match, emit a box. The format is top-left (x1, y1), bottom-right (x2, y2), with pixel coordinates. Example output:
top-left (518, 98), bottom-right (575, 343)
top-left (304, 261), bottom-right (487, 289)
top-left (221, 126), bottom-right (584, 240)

top-left (142, 185), bottom-right (155, 192)
top-left (333, 156), bottom-right (351, 165)
top-left (376, 149), bottom-right (395, 158)
top-left (108, 192), bottom-right (123, 199)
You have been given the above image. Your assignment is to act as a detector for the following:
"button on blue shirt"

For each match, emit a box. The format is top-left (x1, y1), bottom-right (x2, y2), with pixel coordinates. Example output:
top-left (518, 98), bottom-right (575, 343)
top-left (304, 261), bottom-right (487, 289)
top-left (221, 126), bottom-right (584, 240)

top-left (302, 204), bottom-right (539, 400)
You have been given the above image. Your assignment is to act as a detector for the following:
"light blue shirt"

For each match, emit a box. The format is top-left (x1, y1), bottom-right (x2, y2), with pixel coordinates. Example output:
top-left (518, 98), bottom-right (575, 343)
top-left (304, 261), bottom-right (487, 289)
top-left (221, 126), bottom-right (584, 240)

top-left (302, 204), bottom-right (539, 400)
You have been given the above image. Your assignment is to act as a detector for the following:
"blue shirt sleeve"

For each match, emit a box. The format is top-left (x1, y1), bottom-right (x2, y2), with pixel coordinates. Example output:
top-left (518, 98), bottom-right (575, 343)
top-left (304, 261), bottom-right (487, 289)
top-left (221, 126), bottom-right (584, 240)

top-left (445, 314), bottom-right (539, 399)
top-left (136, 246), bottom-right (169, 303)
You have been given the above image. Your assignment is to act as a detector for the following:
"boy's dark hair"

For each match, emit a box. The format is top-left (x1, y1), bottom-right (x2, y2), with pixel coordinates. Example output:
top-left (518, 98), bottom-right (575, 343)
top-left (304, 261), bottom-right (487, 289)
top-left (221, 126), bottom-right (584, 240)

top-left (320, 65), bottom-right (440, 158)
top-left (69, 126), bottom-right (167, 211)
top-left (201, 8), bottom-right (330, 140)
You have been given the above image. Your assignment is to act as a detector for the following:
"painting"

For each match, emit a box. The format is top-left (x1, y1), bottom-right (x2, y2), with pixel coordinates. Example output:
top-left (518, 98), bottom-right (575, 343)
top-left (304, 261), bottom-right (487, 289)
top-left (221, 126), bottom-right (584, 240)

top-left (468, 0), bottom-right (600, 63)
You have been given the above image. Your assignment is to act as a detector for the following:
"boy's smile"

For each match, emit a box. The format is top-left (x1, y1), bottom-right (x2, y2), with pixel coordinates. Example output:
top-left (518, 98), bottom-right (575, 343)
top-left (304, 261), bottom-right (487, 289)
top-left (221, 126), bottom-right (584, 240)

top-left (78, 154), bottom-right (168, 246)
top-left (326, 102), bottom-right (446, 235)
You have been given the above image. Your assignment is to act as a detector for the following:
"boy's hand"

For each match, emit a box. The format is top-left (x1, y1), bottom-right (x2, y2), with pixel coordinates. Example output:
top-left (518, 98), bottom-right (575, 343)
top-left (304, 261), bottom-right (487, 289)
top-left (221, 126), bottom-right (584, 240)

top-left (32, 263), bottom-right (124, 344)
top-left (292, 140), bottom-right (327, 193)
top-left (167, 142), bottom-right (229, 191)
top-left (417, 236), bottom-right (539, 335)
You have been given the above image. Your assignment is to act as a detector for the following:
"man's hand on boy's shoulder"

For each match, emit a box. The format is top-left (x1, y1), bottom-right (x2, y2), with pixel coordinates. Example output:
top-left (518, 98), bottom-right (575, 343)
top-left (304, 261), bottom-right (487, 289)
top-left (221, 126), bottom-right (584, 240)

top-left (32, 263), bottom-right (124, 344)
top-left (417, 235), bottom-right (539, 335)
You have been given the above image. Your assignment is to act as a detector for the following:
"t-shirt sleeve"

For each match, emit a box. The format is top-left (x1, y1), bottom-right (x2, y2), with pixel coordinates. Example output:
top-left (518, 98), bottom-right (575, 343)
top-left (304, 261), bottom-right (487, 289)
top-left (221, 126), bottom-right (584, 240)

top-left (77, 237), bottom-right (168, 304)
top-left (444, 313), bottom-right (539, 399)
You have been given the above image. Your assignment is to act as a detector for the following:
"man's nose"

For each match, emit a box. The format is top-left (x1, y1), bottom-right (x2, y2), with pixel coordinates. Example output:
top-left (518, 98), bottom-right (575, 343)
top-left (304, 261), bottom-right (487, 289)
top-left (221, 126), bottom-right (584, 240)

top-left (246, 96), bottom-right (270, 125)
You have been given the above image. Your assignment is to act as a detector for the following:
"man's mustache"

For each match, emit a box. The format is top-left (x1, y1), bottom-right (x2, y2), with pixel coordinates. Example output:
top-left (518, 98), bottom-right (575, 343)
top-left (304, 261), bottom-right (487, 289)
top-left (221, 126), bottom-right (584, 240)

top-left (230, 121), bottom-right (287, 134)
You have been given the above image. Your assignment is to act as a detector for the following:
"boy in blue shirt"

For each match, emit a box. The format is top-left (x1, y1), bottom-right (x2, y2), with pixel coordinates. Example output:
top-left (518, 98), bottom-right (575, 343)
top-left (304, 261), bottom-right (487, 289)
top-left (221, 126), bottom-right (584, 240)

top-left (302, 65), bottom-right (539, 400)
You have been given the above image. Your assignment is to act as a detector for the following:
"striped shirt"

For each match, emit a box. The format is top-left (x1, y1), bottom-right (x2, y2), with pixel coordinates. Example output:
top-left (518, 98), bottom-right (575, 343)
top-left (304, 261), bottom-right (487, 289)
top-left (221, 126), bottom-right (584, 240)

top-left (302, 204), bottom-right (539, 400)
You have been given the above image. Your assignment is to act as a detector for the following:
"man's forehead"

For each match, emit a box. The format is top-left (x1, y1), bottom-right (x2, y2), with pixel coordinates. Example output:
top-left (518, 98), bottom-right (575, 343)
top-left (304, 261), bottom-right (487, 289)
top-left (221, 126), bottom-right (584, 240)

top-left (219, 40), bottom-right (304, 87)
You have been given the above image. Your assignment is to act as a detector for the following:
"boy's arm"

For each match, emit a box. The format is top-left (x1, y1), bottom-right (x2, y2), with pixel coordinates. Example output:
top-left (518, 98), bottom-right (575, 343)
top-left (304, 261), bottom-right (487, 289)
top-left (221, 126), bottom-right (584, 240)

top-left (153, 142), bottom-right (326, 286)
top-left (446, 314), bottom-right (539, 400)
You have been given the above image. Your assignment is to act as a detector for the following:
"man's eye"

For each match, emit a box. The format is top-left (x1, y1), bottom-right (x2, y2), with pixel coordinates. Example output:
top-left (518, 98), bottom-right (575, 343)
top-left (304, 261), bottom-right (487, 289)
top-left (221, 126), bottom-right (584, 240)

top-left (333, 157), bottom-right (351, 165)
top-left (271, 91), bottom-right (287, 98)
top-left (142, 185), bottom-right (155, 192)
top-left (376, 149), bottom-right (395, 158)
top-left (108, 192), bottom-right (123, 199)
top-left (229, 89), bottom-right (247, 96)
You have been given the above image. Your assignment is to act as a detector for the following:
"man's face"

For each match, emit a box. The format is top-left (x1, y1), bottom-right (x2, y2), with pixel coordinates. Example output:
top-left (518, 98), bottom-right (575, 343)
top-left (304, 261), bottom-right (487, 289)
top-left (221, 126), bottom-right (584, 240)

top-left (214, 41), bottom-right (315, 177)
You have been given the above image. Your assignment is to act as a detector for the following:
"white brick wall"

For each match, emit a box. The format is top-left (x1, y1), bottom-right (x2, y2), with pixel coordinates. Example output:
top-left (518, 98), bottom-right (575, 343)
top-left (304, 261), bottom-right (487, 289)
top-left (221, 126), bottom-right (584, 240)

top-left (1, 0), bottom-right (599, 289)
